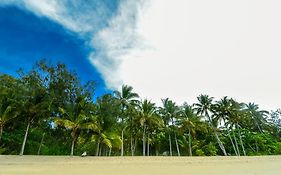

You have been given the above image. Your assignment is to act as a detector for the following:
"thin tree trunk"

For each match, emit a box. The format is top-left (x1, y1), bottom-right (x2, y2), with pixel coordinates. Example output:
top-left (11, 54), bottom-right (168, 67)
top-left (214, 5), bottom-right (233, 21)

top-left (131, 135), bottom-right (134, 156)
top-left (96, 140), bottom-right (100, 156)
top-left (247, 143), bottom-right (256, 152)
top-left (206, 113), bottom-right (227, 156)
top-left (147, 133), bottom-right (150, 156)
top-left (228, 133), bottom-right (238, 156)
top-left (255, 140), bottom-right (259, 152)
top-left (133, 138), bottom-right (137, 155)
top-left (237, 125), bottom-right (246, 156)
top-left (121, 129), bottom-right (124, 156)
top-left (99, 145), bottom-right (102, 156)
top-left (254, 119), bottom-right (263, 133)
top-left (233, 131), bottom-right (240, 156)
top-left (70, 137), bottom-right (76, 156)
top-left (37, 133), bottom-right (45, 155)
top-left (188, 128), bottom-right (192, 156)
top-left (0, 125), bottom-right (3, 142)
top-left (142, 125), bottom-right (146, 156)
top-left (214, 131), bottom-right (227, 156)
top-left (174, 132), bottom-right (180, 156)
top-left (168, 132), bottom-right (172, 156)
top-left (109, 147), bottom-right (112, 156)
top-left (156, 146), bottom-right (159, 156)
top-left (20, 121), bottom-right (31, 156)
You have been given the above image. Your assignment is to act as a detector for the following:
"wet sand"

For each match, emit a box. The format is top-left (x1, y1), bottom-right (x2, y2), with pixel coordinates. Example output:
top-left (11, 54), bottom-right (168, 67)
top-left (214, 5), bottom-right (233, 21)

top-left (0, 155), bottom-right (280, 175)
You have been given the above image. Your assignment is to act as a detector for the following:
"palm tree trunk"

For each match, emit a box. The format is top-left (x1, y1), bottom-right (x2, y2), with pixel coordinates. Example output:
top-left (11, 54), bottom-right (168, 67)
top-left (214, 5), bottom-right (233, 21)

top-left (131, 134), bottom-right (134, 156)
top-left (168, 132), bottom-right (172, 156)
top-left (133, 138), bottom-right (137, 155)
top-left (206, 113), bottom-right (227, 156)
top-left (96, 139), bottom-right (100, 156)
top-left (254, 119), bottom-right (263, 133)
top-left (20, 121), bottom-right (31, 155)
top-left (37, 133), bottom-right (45, 155)
top-left (233, 131), bottom-right (240, 156)
top-left (0, 125), bottom-right (3, 142)
top-left (188, 128), bottom-right (192, 156)
top-left (237, 126), bottom-right (246, 156)
top-left (109, 147), bottom-right (112, 156)
top-left (142, 125), bottom-right (146, 156)
top-left (99, 145), bottom-right (102, 156)
top-left (70, 138), bottom-right (75, 156)
top-left (121, 131), bottom-right (123, 156)
top-left (228, 133), bottom-right (238, 156)
top-left (174, 132), bottom-right (180, 156)
top-left (247, 143), bottom-right (256, 153)
top-left (214, 131), bottom-right (227, 156)
top-left (147, 133), bottom-right (150, 156)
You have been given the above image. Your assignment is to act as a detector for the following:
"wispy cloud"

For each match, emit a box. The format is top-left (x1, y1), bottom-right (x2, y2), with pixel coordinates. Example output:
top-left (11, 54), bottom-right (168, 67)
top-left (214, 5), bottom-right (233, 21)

top-left (90, 0), bottom-right (281, 110)
top-left (90, 0), bottom-right (147, 89)
top-left (0, 0), bottom-right (115, 33)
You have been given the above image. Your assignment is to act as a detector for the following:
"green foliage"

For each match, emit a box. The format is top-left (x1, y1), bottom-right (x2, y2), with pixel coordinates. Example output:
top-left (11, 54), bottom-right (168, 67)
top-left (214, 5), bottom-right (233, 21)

top-left (0, 59), bottom-right (280, 156)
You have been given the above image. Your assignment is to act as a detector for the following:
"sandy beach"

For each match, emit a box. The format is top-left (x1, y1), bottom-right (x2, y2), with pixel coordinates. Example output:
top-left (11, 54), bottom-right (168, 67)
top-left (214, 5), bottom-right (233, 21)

top-left (0, 156), bottom-right (280, 175)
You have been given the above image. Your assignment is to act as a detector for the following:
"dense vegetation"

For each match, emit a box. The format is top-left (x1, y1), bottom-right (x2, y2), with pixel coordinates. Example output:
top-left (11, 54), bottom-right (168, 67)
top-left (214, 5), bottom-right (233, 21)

top-left (1, 60), bottom-right (281, 156)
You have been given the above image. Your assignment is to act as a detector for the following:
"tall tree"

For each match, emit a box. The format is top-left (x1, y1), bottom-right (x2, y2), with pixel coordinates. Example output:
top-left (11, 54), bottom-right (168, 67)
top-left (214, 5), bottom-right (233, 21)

top-left (243, 103), bottom-right (269, 133)
top-left (18, 67), bottom-right (51, 156)
top-left (55, 96), bottom-right (100, 156)
top-left (0, 75), bottom-right (21, 142)
top-left (137, 100), bottom-right (164, 156)
top-left (114, 85), bottom-right (139, 156)
top-left (194, 94), bottom-right (227, 156)
top-left (160, 98), bottom-right (181, 156)
top-left (179, 104), bottom-right (196, 156)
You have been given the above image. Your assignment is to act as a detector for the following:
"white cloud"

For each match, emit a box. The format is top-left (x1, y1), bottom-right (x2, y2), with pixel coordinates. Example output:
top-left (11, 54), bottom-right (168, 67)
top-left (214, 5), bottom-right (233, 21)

top-left (0, 0), bottom-right (113, 33)
top-left (93, 0), bottom-right (281, 110)
top-left (1, 0), bottom-right (281, 110)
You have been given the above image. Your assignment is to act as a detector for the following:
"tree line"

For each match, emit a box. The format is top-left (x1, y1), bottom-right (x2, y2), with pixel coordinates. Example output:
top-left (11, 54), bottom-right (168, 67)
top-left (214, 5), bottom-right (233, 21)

top-left (0, 60), bottom-right (281, 156)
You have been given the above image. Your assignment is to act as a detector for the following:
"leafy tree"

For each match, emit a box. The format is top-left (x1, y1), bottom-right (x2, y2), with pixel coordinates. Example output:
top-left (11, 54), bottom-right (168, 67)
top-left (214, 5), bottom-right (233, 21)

top-left (194, 94), bottom-right (227, 156)
top-left (55, 96), bottom-right (100, 156)
top-left (137, 99), bottom-right (164, 156)
top-left (0, 75), bottom-right (21, 142)
top-left (114, 85), bottom-right (139, 156)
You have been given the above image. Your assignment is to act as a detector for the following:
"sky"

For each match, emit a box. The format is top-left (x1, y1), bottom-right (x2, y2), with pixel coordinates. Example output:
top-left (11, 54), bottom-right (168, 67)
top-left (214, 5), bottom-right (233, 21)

top-left (0, 0), bottom-right (281, 110)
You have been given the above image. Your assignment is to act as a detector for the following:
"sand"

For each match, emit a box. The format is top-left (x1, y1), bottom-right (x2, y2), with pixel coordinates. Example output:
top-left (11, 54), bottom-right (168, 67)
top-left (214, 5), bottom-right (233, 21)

top-left (0, 155), bottom-right (280, 175)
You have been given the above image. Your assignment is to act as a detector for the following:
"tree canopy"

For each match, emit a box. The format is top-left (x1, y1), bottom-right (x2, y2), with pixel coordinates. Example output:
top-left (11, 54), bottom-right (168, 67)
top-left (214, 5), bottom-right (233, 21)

top-left (0, 60), bottom-right (280, 156)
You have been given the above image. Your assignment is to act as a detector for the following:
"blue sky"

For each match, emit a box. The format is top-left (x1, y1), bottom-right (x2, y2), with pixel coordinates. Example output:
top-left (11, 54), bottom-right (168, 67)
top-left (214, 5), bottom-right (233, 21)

top-left (0, 1), bottom-right (119, 96)
top-left (1, 0), bottom-right (281, 110)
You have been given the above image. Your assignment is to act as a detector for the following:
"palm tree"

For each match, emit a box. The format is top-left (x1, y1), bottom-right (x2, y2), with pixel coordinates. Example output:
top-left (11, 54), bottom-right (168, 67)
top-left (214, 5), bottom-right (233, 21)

top-left (114, 85), bottom-right (139, 156)
top-left (94, 94), bottom-right (122, 156)
top-left (55, 96), bottom-right (100, 156)
top-left (0, 75), bottom-right (20, 142)
top-left (0, 105), bottom-right (19, 142)
top-left (214, 97), bottom-right (248, 156)
top-left (160, 98), bottom-right (181, 156)
top-left (243, 103), bottom-right (269, 133)
top-left (137, 99), bottom-right (164, 156)
top-left (194, 94), bottom-right (227, 156)
top-left (19, 70), bottom-right (52, 156)
top-left (179, 104), bottom-right (196, 156)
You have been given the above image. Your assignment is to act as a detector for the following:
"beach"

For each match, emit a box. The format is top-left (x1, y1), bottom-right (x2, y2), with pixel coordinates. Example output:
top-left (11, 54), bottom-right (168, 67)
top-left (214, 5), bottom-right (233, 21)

top-left (0, 156), bottom-right (280, 175)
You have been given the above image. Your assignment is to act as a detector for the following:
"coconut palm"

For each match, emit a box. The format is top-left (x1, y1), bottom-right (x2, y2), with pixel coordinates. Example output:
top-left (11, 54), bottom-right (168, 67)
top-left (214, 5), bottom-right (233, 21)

top-left (19, 69), bottom-right (52, 156)
top-left (160, 98), bottom-right (181, 156)
top-left (114, 85), bottom-right (139, 156)
top-left (178, 104), bottom-right (196, 156)
top-left (137, 99), bottom-right (164, 156)
top-left (243, 103), bottom-right (269, 133)
top-left (55, 96), bottom-right (100, 156)
top-left (194, 94), bottom-right (227, 156)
